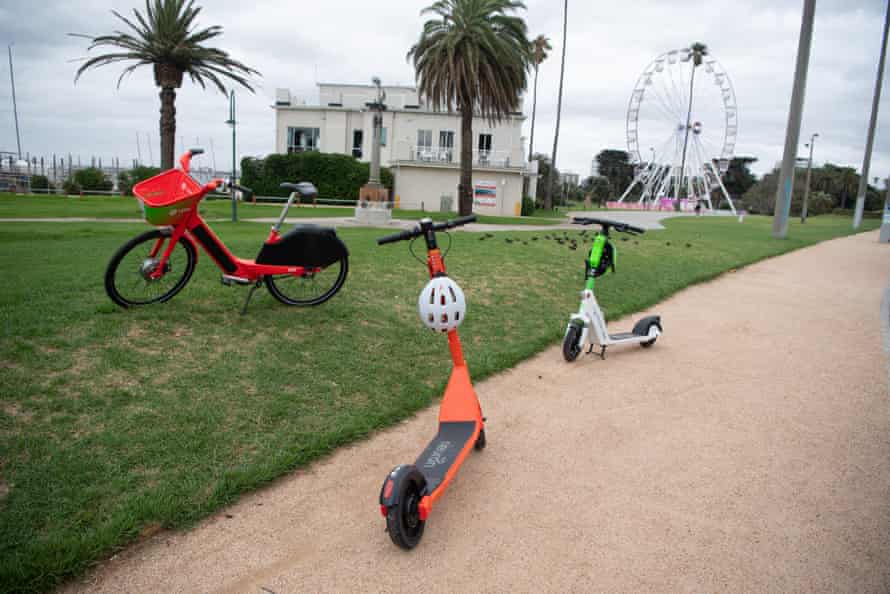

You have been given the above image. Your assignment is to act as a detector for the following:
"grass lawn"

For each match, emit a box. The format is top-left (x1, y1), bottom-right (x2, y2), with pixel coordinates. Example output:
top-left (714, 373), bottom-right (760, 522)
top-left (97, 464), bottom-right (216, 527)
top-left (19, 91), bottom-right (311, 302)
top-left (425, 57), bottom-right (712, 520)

top-left (0, 193), bottom-right (562, 226)
top-left (0, 213), bottom-right (879, 592)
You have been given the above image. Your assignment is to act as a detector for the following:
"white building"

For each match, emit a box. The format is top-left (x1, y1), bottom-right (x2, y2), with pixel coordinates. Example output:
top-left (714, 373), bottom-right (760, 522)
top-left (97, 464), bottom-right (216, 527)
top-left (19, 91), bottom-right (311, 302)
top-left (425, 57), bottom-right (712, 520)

top-left (559, 171), bottom-right (580, 187)
top-left (273, 83), bottom-right (528, 215)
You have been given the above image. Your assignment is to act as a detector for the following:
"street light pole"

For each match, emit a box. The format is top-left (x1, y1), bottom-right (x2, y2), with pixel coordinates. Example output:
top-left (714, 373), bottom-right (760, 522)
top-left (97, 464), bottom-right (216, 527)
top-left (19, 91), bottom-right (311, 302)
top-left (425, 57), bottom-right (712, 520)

top-left (801, 132), bottom-right (818, 223)
top-left (226, 90), bottom-right (237, 223)
top-left (853, 0), bottom-right (889, 229)
top-left (773, 0), bottom-right (816, 238)
top-left (8, 44), bottom-right (22, 159)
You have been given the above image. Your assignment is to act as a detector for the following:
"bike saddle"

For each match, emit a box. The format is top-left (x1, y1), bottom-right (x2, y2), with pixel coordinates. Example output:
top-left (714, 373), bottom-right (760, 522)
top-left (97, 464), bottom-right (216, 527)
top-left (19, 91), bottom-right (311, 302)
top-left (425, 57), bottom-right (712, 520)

top-left (280, 182), bottom-right (318, 196)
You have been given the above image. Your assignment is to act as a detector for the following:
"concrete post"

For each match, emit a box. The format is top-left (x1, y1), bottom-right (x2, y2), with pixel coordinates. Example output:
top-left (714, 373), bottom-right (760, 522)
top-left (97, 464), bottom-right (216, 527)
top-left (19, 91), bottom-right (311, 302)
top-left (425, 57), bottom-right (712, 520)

top-left (853, 1), bottom-right (889, 229)
top-left (773, 0), bottom-right (816, 238)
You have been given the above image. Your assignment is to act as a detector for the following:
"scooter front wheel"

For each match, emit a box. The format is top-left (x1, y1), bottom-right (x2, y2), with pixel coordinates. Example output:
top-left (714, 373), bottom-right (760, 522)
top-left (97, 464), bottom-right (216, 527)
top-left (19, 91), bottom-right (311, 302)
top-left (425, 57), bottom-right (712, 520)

top-left (562, 323), bottom-right (583, 362)
top-left (265, 256), bottom-right (348, 306)
top-left (385, 475), bottom-right (426, 549)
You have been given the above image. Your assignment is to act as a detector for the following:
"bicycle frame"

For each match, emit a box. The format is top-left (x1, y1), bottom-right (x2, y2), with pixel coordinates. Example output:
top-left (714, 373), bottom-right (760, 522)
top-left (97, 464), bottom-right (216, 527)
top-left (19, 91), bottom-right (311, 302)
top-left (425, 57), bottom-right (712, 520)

top-left (145, 154), bottom-right (318, 282)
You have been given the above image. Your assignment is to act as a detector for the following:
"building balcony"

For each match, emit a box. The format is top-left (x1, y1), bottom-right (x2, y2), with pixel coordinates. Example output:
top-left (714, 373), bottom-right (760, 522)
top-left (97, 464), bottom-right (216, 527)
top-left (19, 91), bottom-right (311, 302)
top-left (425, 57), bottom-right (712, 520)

top-left (398, 144), bottom-right (520, 169)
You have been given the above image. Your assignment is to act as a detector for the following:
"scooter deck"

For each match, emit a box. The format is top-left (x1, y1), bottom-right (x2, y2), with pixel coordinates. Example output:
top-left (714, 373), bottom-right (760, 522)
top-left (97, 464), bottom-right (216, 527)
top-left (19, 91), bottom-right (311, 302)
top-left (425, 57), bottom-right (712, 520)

top-left (609, 332), bottom-right (638, 341)
top-left (415, 421), bottom-right (477, 493)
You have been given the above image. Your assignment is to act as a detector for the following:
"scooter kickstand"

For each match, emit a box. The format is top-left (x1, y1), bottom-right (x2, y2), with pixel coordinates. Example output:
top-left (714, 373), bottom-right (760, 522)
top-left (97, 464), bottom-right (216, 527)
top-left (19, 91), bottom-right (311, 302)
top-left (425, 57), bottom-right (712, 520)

top-left (240, 280), bottom-right (262, 315)
top-left (599, 346), bottom-right (607, 360)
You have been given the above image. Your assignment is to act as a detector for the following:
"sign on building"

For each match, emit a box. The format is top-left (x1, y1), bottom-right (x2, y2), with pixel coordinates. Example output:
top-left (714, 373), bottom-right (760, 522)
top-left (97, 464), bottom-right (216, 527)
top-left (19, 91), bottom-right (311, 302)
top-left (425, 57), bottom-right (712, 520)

top-left (473, 180), bottom-right (497, 207)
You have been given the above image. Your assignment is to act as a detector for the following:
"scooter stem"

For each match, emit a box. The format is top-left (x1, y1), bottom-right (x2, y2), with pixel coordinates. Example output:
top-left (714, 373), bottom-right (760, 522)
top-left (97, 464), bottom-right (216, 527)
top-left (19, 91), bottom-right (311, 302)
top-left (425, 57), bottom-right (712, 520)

top-left (447, 330), bottom-right (465, 367)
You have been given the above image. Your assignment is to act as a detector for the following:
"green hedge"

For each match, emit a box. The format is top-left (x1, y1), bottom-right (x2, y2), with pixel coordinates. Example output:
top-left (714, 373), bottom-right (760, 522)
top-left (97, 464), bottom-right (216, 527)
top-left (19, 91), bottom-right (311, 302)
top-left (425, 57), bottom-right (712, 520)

top-left (241, 152), bottom-right (393, 203)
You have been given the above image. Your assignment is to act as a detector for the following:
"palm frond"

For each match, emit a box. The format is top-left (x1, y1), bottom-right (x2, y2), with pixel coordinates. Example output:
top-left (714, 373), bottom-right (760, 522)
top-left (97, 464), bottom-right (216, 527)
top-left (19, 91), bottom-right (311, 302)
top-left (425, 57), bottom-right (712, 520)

top-left (72, 0), bottom-right (259, 94)
top-left (409, 0), bottom-right (530, 123)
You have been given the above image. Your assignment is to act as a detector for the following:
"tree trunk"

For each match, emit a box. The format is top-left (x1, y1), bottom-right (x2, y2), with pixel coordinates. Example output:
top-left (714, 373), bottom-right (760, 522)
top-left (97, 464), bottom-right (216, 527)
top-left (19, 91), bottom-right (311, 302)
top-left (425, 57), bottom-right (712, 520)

top-left (458, 105), bottom-right (474, 216)
top-left (528, 65), bottom-right (539, 162)
top-left (547, 0), bottom-right (568, 211)
top-left (159, 86), bottom-right (177, 170)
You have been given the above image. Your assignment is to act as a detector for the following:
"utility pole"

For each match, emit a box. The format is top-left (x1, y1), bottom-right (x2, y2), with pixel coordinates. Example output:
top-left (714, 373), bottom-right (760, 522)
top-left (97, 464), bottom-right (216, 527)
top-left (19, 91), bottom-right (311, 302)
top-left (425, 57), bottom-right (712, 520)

top-left (853, 0), bottom-right (889, 229)
top-left (226, 90), bottom-right (237, 222)
top-left (880, 175), bottom-right (890, 242)
top-left (801, 133), bottom-right (818, 223)
top-left (8, 44), bottom-right (22, 159)
top-left (773, 0), bottom-right (816, 238)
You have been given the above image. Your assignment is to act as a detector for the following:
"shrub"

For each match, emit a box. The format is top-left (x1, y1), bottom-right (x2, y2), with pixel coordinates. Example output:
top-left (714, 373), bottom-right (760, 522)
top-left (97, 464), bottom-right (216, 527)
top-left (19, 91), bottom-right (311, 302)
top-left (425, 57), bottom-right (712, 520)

top-left (73, 167), bottom-right (112, 192)
top-left (30, 175), bottom-right (49, 191)
top-left (241, 152), bottom-right (394, 203)
top-left (118, 166), bottom-right (161, 196)
top-left (804, 191), bottom-right (834, 216)
top-left (521, 196), bottom-right (535, 216)
top-left (63, 179), bottom-right (81, 195)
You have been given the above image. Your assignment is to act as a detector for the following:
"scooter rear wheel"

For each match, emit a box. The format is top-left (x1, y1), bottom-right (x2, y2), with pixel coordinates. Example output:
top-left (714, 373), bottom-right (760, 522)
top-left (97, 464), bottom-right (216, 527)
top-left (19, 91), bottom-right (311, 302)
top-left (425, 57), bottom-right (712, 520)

top-left (562, 323), bottom-right (583, 362)
top-left (386, 476), bottom-right (426, 549)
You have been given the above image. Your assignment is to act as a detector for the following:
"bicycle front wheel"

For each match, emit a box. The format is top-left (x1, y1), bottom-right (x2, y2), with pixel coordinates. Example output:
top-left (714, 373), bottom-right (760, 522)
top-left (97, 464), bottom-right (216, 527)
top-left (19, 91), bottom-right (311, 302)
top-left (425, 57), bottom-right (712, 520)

top-left (264, 256), bottom-right (348, 306)
top-left (105, 229), bottom-right (197, 307)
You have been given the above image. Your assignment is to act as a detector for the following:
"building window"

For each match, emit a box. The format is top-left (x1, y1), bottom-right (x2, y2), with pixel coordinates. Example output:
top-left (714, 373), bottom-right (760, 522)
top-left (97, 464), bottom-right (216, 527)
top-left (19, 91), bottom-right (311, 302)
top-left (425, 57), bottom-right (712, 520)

top-left (352, 129), bottom-right (363, 159)
top-left (439, 131), bottom-right (454, 162)
top-left (478, 133), bottom-right (492, 164)
top-left (380, 127), bottom-right (387, 147)
top-left (287, 127), bottom-right (320, 153)
top-left (417, 129), bottom-right (433, 160)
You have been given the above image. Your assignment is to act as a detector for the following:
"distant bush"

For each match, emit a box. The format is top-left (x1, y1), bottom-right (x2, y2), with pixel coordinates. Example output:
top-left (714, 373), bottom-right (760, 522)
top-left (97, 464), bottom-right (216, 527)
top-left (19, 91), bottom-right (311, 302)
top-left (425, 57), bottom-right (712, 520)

top-left (118, 166), bottom-right (161, 196)
top-left (804, 191), bottom-right (834, 216)
top-left (241, 152), bottom-right (394, 202)
top-left (73, 167), bottom-right (112, 192)
top-left (30, 175), bottom-right (49, 191)
top-left (521, 196), bottom-right (535, 216)
top-left (63, 179), bottom-right (81, 195)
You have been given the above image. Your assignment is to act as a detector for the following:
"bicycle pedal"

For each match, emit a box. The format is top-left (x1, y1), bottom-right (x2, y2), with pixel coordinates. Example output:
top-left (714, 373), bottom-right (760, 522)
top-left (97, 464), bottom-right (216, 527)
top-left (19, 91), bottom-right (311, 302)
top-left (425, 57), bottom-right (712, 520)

top-left (221, 274), bottom-right (250, 286)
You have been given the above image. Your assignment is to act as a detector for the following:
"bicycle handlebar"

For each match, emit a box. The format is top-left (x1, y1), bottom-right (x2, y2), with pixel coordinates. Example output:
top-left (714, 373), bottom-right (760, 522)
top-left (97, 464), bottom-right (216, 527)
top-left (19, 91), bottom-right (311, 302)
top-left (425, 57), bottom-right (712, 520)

top-left (178, 148), bottom-right (205, 174)
top-left (230, 183), bottom-right (253, 197)
top-left (377, 215), bottom-right (477, 245)
top-left (571, 217), bottom-right (645, 235)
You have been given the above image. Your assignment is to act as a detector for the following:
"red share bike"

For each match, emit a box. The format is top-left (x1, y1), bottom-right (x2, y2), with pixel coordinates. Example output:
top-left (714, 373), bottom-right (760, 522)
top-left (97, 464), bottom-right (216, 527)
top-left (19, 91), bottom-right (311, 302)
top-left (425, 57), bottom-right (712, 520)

top-left (105, 149), bottom-right (348, 312)
top-left (376, 215), bottom-right (485, 549)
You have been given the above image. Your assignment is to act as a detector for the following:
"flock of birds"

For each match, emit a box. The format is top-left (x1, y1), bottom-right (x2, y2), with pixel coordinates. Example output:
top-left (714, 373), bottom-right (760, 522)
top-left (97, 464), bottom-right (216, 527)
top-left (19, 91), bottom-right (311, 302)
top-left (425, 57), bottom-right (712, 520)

top-left (477, 229), bottom-right (643, 251)
top-left (476, 229), bottom-right (693, 250)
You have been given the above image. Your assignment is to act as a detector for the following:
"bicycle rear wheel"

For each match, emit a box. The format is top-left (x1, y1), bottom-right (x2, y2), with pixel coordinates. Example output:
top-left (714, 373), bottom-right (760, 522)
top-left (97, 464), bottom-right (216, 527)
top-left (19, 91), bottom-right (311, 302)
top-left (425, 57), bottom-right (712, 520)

top-left (264, 256), bottom-right (348, 306)
top-left (105, 229), bottom-right (197, 307)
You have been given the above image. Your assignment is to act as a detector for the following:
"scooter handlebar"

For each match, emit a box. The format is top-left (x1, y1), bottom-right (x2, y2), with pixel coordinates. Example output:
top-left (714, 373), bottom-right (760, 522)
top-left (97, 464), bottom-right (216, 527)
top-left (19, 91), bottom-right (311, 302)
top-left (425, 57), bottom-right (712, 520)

top-left (444, 215), bottom-right (477, 229)
top-left (377, 228), bottom-right (416, 245)
top-left (376, 215), bottom-right (478, 245)
top-left (571, 217), bottom-right (645, 235)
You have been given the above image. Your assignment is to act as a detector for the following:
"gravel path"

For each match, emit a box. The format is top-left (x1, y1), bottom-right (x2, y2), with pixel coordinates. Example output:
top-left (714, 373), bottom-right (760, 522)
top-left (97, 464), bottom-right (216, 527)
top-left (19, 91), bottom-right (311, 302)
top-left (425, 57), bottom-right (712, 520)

top-left (64, 231), bottom-right (889, 594)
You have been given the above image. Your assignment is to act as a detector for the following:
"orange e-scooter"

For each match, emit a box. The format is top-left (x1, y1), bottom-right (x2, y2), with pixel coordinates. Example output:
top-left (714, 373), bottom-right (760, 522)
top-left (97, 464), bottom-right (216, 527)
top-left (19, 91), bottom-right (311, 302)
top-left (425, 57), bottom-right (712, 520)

top-left (376, 215), bottom-right (485, 549)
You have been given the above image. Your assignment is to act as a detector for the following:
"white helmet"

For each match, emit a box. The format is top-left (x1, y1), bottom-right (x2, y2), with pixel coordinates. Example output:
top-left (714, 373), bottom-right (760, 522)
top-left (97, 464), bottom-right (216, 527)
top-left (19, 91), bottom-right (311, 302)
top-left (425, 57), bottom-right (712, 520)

top-left (418, 276), bottom-right (466, 332)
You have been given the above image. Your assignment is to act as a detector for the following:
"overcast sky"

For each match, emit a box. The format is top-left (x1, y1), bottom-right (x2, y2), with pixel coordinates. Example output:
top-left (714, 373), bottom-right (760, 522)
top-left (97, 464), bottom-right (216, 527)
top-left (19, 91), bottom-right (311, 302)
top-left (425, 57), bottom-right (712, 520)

top-left (0, 0), bottom-right (888, 183)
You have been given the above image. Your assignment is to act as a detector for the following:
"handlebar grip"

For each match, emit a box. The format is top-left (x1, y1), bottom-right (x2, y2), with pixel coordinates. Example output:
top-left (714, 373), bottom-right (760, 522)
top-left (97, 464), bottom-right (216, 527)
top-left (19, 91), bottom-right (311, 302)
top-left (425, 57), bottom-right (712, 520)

top-left (190, 148), bottom-right (204, 156)
top-left (230, 183), bottom-right (254, 196)
top-left (377, 229), bottom-right (417, 245)
top-left (447, 215), bottom-right (477, 228)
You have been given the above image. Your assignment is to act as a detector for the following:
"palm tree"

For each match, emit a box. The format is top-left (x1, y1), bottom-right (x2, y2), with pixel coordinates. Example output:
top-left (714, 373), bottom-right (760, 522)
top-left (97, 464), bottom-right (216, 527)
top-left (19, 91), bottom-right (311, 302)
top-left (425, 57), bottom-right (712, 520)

top-left (73, 0), bottom-right (259, 170)
top-left (677, 42), bottom-right (708, 203)
top-left (545, 0), bottom-right (568, 211)
top-left (527, 34), bottom-right (552, 163)
top-left (409, 0), bottom-right (531, 216)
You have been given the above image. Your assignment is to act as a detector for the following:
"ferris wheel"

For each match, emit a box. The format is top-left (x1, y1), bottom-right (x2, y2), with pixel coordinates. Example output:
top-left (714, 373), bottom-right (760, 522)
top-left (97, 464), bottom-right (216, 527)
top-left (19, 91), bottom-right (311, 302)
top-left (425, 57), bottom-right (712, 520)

top-left (619, 47), bottom-right (738, 213)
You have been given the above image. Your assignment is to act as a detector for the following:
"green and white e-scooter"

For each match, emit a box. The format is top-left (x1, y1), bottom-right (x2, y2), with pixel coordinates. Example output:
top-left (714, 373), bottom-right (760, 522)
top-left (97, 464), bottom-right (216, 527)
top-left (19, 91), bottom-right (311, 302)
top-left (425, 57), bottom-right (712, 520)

top-left (562, 217), bottom-right (662, 362)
